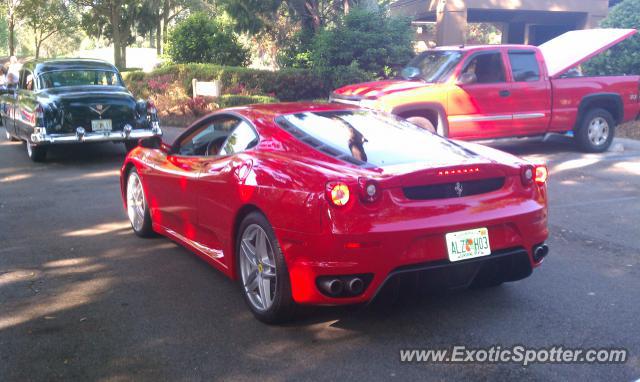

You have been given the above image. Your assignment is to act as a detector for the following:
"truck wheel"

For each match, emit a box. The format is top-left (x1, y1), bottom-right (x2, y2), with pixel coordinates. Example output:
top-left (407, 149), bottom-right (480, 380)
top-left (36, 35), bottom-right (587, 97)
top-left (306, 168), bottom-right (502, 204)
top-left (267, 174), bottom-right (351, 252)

top-left (26, 141), bottom-right (47, 162)
top-left (576, 108), bottom-right (615, 153)
top-left (406, 116), bottom-right (436, 134)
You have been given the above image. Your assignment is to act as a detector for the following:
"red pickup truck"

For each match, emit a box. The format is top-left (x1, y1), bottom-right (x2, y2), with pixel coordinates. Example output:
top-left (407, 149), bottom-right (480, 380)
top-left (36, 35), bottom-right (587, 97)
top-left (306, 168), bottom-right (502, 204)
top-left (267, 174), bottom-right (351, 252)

top-left (331, 29), bottom-right (640, 152)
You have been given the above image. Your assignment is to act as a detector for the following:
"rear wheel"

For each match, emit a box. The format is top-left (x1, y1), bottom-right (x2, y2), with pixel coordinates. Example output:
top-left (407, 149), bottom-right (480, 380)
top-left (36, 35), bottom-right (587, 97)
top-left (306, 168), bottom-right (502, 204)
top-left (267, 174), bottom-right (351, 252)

top-left (25, 141), bottom-right (47, 162)
top-left (126, 168), bottom-right (154, 237)
top-left (576, 108), bottom-right (615, 153)
top-left (406, 116), bottom-right (437, 134)
top-left (237, 212), bottom-right (295, 324)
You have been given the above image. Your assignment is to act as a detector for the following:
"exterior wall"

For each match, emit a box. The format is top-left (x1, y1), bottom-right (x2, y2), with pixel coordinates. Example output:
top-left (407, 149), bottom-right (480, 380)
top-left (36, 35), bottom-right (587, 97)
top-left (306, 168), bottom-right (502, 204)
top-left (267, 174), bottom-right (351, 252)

top-left (391, 0), bottom-right (609, 46)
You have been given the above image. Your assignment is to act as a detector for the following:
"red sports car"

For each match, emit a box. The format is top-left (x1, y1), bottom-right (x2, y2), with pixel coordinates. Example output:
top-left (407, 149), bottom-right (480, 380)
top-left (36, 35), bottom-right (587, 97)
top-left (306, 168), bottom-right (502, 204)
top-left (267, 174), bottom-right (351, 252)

top-left (120, 102), bottom-right (549, 323)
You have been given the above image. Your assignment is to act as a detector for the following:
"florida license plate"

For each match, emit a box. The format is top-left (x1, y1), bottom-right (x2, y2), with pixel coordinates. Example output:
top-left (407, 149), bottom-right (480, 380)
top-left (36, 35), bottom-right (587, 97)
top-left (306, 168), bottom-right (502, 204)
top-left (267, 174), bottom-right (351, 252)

top-left (446, 227), bottom-right (491, 262)
top-left (91, 119), bottom-right (112, 132)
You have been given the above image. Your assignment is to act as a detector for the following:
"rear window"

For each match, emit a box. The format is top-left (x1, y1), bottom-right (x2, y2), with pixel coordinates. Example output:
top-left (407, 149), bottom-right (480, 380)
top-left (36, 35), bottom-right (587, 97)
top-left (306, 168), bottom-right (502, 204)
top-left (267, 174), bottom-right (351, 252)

top-left (275, 110), bottom-right (472, 167)
top-left (508, 51), bottom-right (540, 82)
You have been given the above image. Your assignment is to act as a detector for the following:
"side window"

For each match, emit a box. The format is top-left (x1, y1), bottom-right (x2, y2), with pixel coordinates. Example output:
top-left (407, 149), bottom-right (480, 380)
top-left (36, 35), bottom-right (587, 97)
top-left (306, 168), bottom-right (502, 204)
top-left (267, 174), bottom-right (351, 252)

top-left (220, 121), bottom-right (259, 156)
top-left (508, 51), bottom-right (540, 82)
top-left (461, 52), bottom-right (506, 84)
top-left (176, 116), bottom-right (241, 156)
top-left (19, 70), bottom-right (33, 90)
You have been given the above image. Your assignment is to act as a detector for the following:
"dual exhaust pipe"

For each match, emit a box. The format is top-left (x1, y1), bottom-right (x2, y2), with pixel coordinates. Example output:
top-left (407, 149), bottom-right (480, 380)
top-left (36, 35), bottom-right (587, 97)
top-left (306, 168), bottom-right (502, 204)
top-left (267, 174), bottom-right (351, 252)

top-left (318, 276), bottom-right (366, 297)
top-left (533, 243), bottom-right (549, 262)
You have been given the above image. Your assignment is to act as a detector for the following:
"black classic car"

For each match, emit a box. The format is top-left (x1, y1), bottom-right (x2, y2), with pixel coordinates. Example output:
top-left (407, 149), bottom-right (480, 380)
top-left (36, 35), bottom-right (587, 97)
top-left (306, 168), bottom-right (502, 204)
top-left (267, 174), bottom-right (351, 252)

top-left (1, 58), bottom-right (161, 161)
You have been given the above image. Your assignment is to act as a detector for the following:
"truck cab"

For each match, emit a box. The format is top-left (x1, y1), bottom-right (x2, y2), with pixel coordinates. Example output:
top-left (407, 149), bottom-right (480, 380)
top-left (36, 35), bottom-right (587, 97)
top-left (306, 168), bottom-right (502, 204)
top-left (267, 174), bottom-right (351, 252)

top-left (331, 29), bottom-right (640, 152)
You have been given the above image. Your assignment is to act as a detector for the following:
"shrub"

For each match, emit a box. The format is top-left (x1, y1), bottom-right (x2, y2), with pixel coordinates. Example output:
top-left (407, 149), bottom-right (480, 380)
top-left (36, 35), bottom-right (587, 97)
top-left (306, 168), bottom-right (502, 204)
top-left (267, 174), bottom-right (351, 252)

top-left (583, 0), bottom-right (640, 76)
top-left (311, 8), bottom-right (414, 77)
top-left (167, 13), bottom-right (249, 66)
top-left (217, 95), bottom-right (278, 108)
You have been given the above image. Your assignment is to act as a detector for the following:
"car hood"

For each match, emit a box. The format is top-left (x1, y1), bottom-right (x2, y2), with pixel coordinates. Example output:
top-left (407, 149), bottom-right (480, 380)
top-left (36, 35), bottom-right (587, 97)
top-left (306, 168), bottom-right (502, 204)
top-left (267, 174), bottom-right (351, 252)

top-left (540, 28), bottom-right (637, 78)
top-left (332, 80), bottom-right (431, 99)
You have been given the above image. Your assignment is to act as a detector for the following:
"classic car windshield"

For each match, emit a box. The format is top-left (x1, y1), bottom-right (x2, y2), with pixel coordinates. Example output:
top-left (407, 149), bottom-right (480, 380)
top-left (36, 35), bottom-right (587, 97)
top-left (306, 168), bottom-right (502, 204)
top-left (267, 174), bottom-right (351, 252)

top-left (276, 110), bottom-right (474, 167)
top-left (403, 50), bottom-right (463, 83)
top-left (37, 70), bottom-right (123, 89)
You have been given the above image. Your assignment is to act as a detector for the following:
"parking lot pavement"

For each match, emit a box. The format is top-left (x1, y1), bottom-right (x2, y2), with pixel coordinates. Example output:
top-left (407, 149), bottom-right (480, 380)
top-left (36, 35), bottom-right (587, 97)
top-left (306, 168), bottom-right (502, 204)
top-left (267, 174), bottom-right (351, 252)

top-left (1, 127), bottom-right (639, 381)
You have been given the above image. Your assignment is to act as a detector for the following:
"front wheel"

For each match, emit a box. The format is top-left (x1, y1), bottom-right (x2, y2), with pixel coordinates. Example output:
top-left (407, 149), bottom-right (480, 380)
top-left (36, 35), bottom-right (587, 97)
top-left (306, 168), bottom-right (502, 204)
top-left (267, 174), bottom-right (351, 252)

top-left (575, 108), bottom-right (615, 153)
top-left (26, 141), bottom-right (47, 162)
top-left (126, 168), bottom-right (154, 237)
top-left (237, 212), bottom-right (295, 324)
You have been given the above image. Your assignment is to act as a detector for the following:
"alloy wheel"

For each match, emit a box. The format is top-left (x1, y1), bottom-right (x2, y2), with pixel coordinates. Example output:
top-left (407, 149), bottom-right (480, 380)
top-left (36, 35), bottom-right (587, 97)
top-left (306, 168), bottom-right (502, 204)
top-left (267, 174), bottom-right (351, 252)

top-left (587, 117), bottom-right (610, 146)
top-left (126, 172), bottom-right (146, 232)
top-left (239, 224), bottom-right (278, 312)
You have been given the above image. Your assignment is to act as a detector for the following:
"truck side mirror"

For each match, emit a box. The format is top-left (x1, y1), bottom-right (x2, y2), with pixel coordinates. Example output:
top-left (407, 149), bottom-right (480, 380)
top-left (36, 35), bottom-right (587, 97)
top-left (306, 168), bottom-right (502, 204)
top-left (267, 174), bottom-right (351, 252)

top-left (457, 72), bottom-right (477, 86)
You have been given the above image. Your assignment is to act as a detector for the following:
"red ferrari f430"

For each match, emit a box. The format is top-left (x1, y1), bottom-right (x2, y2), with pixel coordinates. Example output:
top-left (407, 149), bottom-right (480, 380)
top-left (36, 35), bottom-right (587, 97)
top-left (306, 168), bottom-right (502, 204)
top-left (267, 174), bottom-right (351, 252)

top-left (120, 103), bottom-right (549, 323)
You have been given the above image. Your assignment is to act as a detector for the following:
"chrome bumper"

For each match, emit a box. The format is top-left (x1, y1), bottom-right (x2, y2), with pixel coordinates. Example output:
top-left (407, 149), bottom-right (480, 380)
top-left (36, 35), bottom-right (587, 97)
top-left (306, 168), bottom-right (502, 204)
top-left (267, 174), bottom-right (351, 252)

top-left (31, 123), bottom-right (162, 145)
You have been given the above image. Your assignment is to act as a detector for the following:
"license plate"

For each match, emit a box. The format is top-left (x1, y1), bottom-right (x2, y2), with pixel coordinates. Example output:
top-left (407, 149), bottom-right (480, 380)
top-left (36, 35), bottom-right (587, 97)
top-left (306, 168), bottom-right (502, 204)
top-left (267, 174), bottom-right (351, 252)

top-left (91, 119), bottom-right (112, 132)
top-left (446, 227), bottom-right (491, 262)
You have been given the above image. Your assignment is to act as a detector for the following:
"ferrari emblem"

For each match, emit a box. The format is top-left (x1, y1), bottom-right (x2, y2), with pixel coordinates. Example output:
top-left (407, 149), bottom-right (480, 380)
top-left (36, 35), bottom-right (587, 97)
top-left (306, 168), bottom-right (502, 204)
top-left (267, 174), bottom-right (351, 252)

top-left (454, 182), bottom-right (463, 197)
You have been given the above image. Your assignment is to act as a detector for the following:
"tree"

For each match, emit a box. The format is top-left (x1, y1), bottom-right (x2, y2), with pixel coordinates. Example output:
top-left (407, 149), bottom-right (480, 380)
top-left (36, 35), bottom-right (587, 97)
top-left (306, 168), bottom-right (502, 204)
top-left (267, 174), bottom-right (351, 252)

top-left (584, 0), bottom-right (640, 76)
top-left (166, 12), bottom-right (248, 65)
top-left (17, 0), bottom-right (78, 58)
top-left (2, 0), bottom-right (21, 56)
top-left (311, 8), bottom-right (414, 76)
top-left (74, 0), bottom-right (144, 69)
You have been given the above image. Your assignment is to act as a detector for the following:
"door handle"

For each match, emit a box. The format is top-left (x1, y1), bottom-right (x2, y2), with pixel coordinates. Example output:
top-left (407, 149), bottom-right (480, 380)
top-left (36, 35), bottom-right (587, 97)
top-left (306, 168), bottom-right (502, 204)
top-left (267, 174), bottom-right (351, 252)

top-left (499, 90), bottom-right (511, 97)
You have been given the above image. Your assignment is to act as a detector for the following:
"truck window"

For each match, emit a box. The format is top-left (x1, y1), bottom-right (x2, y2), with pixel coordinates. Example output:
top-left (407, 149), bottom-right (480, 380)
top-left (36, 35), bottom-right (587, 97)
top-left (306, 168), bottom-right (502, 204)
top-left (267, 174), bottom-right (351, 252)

top-left (508, 51), bottom-right (540, 82)
top-left (461, 52), bottom-right (506, 84)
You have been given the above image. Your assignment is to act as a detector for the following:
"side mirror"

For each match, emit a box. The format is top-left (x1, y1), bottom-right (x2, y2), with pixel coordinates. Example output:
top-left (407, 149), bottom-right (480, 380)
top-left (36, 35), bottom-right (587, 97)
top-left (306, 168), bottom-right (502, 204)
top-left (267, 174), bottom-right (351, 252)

top-left (401, 66), bottom-right (421, 81)
top-left (457, 72), bottom-right (477, 86)
top-left (138, 135), bottom-right (162, 149)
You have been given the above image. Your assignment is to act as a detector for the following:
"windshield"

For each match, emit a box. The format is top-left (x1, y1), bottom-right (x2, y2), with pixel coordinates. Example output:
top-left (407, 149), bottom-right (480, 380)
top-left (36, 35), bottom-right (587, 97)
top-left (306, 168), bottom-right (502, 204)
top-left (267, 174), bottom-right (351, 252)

top-left (276, 110), bottom-right (473, 167)
top-left (37, 70), bottom-right (123, 89)
top-left (403, 50), bottom-right (463, 83)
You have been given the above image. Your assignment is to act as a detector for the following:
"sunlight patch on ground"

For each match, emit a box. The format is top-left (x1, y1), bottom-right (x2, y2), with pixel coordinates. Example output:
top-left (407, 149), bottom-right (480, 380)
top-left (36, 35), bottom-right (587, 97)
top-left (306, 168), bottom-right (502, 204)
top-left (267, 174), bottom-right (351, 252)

top-left (551, 157), bottom-right (600, 173)
top-left (611, 161), bottom-right (640, 176)
top-left (0, 269), bottom-right (41, 287)
top-left (0, 277), bottom-right (113, 331)
top-left (0, 173), bottom-right (32, 183)
top-left (63, 222), bottom-right (131, 237)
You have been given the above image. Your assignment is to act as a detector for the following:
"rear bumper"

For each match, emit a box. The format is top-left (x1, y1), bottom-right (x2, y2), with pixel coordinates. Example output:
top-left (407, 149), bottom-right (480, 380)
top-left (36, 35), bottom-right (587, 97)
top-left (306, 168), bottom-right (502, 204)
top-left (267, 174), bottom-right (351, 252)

top-left (31, 122), bottom-right (162, 145)
top-left (277, 203), bottom-right (548, 305)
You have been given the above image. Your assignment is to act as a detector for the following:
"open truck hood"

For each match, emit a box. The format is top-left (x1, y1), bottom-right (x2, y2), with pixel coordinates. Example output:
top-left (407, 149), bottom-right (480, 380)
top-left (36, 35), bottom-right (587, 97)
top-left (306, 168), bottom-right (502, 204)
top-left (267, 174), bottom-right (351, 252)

top-left (539, 28), bottom-right (637, 78)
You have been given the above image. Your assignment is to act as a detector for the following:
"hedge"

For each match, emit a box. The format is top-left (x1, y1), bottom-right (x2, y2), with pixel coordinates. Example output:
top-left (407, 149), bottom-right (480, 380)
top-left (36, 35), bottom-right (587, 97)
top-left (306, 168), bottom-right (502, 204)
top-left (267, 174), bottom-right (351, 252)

top-left (123, 63), bottom-right (373, 102)
top-left (216, 94), bottom-right (278, 108)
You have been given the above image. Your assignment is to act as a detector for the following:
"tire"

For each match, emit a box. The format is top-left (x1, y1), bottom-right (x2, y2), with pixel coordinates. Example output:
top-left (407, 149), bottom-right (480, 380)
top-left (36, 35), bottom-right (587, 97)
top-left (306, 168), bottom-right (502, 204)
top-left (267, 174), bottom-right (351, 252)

top-left (406, 116), bottom-right (437, 134)
top-left (25, 141), bottom-right (47, 162)
top-left (236, 211), bottom-right (295, 324)
top-left (126, 168), bottom-right (154, 237)
top-left (124, 140), bottom-right (138, 152)
top-left (4, 120), bottom-right (17, 142)
top-left (575, 108), bottom-right (615, 153)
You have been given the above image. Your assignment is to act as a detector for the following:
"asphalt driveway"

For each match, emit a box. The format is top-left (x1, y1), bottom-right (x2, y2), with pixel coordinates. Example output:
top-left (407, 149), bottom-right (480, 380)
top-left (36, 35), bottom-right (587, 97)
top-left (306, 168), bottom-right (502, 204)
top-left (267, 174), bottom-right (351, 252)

top-left (1, 128), bottom-right (639, 381)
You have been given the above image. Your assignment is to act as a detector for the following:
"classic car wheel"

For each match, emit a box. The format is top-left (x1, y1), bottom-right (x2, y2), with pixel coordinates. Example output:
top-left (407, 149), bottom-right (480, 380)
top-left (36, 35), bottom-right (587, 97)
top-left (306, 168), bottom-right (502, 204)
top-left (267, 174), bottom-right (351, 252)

top-left (576, 108), bottom-right (615, 153)
top-left (237, 212), bottom-right (295, 324)
top-left (5, 129), bottom-right (16, 141)
top-left (25, 141), bottom-right (47, 162)
top-left (126, 169), bottom-right (154, 237)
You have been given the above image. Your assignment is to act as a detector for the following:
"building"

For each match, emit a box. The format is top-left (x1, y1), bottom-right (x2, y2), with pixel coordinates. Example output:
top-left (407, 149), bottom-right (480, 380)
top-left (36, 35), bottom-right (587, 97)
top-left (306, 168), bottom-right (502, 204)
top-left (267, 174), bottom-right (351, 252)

top-left (391, 0), bottom-right (610, 46)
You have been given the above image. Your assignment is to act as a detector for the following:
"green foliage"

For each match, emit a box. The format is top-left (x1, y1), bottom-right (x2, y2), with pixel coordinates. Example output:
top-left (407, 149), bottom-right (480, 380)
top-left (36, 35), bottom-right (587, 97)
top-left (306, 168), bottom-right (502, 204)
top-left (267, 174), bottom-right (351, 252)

top-left (311, 8), bottom-right (414, 77)
top-left (17, 0), bottom-right (78, 58)
top-left (583, 0), bottom-right (640, 75)
top-left (167, 13), bottom-right (249, 66)
top-left (217, 94), bottom-right (278, 108)
top-left (124, 63), bottom-right (330, 101)
top-left (276, 29), bottom-right (315, 69)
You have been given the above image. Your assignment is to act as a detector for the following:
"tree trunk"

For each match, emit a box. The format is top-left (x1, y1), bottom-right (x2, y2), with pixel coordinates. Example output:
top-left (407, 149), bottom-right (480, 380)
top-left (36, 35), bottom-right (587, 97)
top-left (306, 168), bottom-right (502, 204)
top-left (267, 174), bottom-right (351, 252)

top-left (150, 28), bottom-right (155, 49)
top-left (156, 8), bottom-right (162, 55)
top-left (162, 0), bottom-right (170, 46)
top-left (111, 5), bottom-right (123, 69)
top-left (8, 13), bottom-right (15, 57)
top-left (343, 0), bottom-right (350, 14)
top-left (121, 44), bottom-right (127, 69)
top-left (304, 1), bottom-right (321, 32)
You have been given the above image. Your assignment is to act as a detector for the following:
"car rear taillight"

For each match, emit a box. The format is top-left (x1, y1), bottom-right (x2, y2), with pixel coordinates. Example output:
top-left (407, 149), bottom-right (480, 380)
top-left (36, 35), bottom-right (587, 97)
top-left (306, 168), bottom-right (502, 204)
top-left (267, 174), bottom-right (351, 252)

top-left (534, 165), bottom-right (548, 184)
top-left (326, 182), bottom-right (350, 207)
top-left (146, 99), bottom-right (157, 115)
top-left (34, 104), bottom-right (45, 126)
top-left (358, 178), bottom-right (380, 203)
top-left (521, 164), bottom-right (548, 186)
